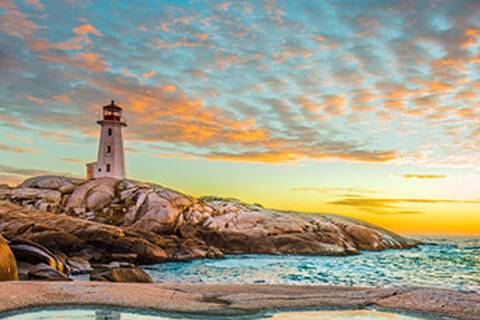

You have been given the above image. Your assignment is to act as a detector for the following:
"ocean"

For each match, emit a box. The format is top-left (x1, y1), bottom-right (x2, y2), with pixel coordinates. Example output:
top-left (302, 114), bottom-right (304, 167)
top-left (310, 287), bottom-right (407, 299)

top-left (144, 236), bottom-right (480, 292)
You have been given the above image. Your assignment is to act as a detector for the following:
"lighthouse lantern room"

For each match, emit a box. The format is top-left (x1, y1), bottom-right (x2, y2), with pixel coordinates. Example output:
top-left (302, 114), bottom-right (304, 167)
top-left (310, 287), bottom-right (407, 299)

top-left (86, 100), bottom-right (127, 179)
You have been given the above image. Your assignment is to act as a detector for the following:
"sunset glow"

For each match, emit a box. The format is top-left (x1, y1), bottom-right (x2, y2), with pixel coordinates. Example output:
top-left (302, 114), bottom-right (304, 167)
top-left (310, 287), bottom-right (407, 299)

top-left (1, 0), bottom-right (479, 235)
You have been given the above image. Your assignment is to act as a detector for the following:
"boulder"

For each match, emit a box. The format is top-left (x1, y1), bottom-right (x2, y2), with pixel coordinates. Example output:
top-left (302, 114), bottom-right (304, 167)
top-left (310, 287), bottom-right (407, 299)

top-left (21, 262), bottom-right (71, 281)
top-left (67, 256), bottom-right (92, 274)
top-left (20, 176), bottom-right (82, 193)
top-left (66, 178), bottom-right (117, 211)
top-left (90, 267), bottom-right (154, 283)
top-left (10, 188), bottom-right (62, 204)
top-left (0, 201), bottom-right (171, 264)
top-left (130, 192), bottom-right (182, 234)
top-left (0, 234), bottom-right (18, 281)
top-left (9, 239), bottom-right (70, 275)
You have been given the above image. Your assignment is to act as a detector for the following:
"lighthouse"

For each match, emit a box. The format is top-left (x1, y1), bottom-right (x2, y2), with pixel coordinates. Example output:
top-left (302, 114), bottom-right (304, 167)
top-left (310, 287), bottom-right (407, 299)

top-left (86, 100), bottom-right (127, 179)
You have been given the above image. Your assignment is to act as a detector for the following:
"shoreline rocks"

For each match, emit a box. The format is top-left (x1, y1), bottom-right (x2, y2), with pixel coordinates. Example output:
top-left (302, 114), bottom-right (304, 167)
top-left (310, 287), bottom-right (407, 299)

top-left (90, 267), bottom-right (154, 283)
top-left (0, 175), bottom-right (420, 282)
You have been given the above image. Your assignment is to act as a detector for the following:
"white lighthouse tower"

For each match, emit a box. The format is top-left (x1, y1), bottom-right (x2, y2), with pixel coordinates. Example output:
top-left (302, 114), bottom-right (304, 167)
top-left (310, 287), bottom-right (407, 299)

top-left (86, 100), bottom-right (127, 179)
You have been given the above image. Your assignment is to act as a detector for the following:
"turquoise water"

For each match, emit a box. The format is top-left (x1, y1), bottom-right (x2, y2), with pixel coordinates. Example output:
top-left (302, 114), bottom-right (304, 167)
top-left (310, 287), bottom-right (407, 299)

top-left (1, 309), bottom-right (427, 319)
top-left (145, 237), bottom-right (480, 292)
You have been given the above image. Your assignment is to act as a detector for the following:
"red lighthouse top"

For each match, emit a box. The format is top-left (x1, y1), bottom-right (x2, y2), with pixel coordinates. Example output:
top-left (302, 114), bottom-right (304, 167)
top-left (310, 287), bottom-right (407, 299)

top-left (98, 100), bottom-right (127, 126)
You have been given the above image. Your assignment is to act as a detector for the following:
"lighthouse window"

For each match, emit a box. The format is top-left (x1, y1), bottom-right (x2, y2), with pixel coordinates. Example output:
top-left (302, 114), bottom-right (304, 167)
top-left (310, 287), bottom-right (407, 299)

top-left (106, 164), bottom-right (111, 172)
top-left (108, 128), bottom-right (112, 136)
top-left (107, 145), bottom-right (111, 153)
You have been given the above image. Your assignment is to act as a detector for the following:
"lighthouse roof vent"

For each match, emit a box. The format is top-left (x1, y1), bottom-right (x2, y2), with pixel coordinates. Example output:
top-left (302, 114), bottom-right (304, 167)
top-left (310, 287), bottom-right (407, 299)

top-left (103, 100), bottom-right (122, 111)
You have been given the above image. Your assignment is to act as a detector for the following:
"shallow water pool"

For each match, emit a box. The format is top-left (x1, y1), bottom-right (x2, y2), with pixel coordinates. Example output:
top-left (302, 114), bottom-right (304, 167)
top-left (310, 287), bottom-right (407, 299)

top-left (1, 309), bottom-right (427, 320)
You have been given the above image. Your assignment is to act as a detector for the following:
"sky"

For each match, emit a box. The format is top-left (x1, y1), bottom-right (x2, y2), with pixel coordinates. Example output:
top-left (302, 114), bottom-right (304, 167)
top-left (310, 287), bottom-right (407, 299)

top-left (0, 0), bottom-right (479, 235)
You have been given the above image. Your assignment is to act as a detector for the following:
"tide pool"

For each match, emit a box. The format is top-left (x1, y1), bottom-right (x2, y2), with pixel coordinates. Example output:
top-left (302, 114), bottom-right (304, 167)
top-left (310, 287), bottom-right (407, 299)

top-left (1, 309), bottom-right (427, 320)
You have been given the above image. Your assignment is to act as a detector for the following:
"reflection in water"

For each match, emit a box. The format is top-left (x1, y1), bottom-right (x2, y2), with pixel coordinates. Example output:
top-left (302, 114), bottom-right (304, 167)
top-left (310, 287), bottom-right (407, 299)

top-left (268, 310), bottom-right (424, 319)
top-left (3, 309), bottom-right (428, 320)
top-left (95, 310), bottom-right (121, 320)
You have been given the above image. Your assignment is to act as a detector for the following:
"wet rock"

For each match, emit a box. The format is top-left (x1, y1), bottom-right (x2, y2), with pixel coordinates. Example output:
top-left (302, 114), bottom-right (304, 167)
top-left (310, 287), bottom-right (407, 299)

top-left (23, 262), bottom-right (72, 281)
top-left (0, 234), bottom-right (18, 281)
top-left (111, 253), bottom-right (138, 263)
top-left (173, 247), bottom-right (207, 261)
top-left (67, 256), bottom-right (92, 274)
top-left (9, 239), bottom-right (70, 275)
top-left (90, 267), bottom-right (154, 283)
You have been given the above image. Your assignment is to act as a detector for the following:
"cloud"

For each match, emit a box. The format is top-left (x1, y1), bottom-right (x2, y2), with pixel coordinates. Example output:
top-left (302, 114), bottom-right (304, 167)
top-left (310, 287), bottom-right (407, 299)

top-left (329, 196), bottom-right (480, 215)
top-left (143, 70), bottom-right (156, 79)
top-left (402, 174), bottom-right (447, 179)
top-left (26, 0), bottom-right (44, 11)
top-left (0, 0), bottom-right (39, 39)
top-left (292, 187), bottom-right (377, 195)
top-left (322, 95), bottom-right (346, 115)
top-left (206, 148), bottom-right (397, 164)
top-left (73, 23), bottom-right (102, 37)
top-left (0, 164), bottom-right (56, 176)
top-left (40, 52), bottom-right (109, 73)
top-left (0, 143), bottom-right (38, 153)
top-left (25, 95), bottom-right (44, 104)
top-left (52, 95), bottom-right (71, 104)
top-left (62, 158), bottom-right (85, 163)
top-left (1, 0), bottom-right (480, 168)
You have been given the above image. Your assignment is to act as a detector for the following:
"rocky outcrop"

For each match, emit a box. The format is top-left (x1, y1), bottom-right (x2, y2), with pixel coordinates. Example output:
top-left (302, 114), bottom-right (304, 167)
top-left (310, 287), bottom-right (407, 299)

top-left (18, 262), bottom-right (71, 281)
top-left (0, 283), bottom-right (478, 320)
top-left (0, 234), bottom-right (18, 281)
top-left (90, 267), bottom-right (154, 283)
top-left (0, 175), bottom-right (419, 268)
top-left (0, 201), bottom-right (221, 268)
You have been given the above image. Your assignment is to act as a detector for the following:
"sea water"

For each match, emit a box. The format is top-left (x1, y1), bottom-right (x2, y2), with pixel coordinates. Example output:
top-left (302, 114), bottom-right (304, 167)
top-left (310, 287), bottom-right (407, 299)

top-left (145, 236), bottom-right (480, 292)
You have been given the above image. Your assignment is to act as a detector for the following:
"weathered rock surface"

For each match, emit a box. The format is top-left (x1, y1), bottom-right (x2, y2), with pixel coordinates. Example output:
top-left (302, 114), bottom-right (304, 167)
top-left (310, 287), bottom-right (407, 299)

top-left (0, 176), bottom-right (419, 281)
top-left (18, 262), bottom-right (71, 281)
top-left (0, 234), bottom-right (18, 281)
top-left (90, 267), bottom-right (154, 283)
top-left (0, 282), bottom-right (478, 320)
top-left (10, 239), bottom-right (68, 275)
top-left (0, 176), bottom-right (419, 262)
top-left (0, 201), bottom-right (217, 266)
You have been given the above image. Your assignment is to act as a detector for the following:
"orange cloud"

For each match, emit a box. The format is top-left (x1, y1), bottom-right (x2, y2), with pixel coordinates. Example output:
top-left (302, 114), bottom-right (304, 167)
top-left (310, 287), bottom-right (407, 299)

top-left (41, 52), bottom-right (108, 73)
top-left (0, 0), bottom-right (38, 39)
top-left (0, 143), bottom-right (39, 153)
top-left (52, 95), bottom-right (71, 104)
top-left (143, 70), bottom-right (156, 79)
top-left (297, 97), bottom-right (320, 112)
top-left (322, 95), bottom-right (346, 115)
top-left (161, 84), bottom-right (177, 92)
top-left (402, 174), bottom-right (447, 179)
top-left (423, 81), bottom-right (454, 92)
top-left (73, 23), bottom-right (102, 36)
top-left (206, 148), bottom-right (397, 164)
top-left (330, 196), bottom-right (480, 215)
top-left (25, 95), bottom-right (44, 104)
